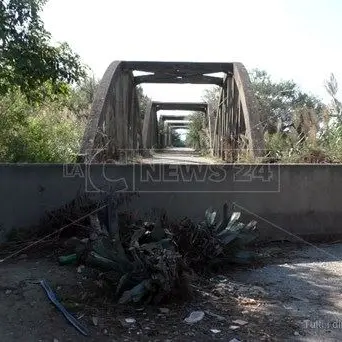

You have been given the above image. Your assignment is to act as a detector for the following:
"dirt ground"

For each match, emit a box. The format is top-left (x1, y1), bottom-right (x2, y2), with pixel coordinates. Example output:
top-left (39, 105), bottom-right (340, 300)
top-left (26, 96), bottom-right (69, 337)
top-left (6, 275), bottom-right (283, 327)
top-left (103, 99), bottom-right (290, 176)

top-left (1, 242), bottom-right (342, 342)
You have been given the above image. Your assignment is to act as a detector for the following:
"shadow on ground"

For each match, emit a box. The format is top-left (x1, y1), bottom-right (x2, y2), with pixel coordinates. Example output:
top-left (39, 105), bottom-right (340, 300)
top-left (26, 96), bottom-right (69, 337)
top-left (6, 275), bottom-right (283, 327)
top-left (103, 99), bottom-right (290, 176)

top-left (1, 243), bottom-right (342, 341)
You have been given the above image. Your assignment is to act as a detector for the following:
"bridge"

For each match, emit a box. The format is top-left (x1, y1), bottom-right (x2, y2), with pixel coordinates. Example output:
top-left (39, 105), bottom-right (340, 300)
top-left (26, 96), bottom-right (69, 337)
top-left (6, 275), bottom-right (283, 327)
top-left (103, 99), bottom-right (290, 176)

top-left (2, 60), bottom-right (342, 244)
top-left (79, 61), bottom-right (265, 163)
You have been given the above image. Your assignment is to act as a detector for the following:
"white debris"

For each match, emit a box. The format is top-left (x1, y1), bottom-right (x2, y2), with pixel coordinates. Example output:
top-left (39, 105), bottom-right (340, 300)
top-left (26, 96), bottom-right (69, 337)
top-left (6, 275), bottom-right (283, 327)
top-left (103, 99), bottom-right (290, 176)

top-left (92, 316), bottom-right (98, 326)
top-left (229, 325), bottom-right (240, 330)
top-left (184, 311), bottom-right (205, 324)
top-left (210, 329), bottom-right (221, 334)
top-left (125, 318), bottom-right (136, 324)
top-left (77, 265), bottom-right (85, 273)
top-left (232, 319), bottom-right (248, 326)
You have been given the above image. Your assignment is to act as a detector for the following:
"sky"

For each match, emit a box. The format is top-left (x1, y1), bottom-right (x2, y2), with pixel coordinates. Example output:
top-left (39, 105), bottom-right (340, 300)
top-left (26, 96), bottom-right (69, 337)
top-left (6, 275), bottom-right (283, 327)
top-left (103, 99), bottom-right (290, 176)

top-left (42, 0), bottom-right (342, 105)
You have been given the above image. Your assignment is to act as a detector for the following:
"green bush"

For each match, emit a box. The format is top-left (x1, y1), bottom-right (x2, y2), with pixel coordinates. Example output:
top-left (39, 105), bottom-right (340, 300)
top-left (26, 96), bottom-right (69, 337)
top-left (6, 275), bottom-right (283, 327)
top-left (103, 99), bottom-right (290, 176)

top-left (0, 89), bottom-right (85, 163)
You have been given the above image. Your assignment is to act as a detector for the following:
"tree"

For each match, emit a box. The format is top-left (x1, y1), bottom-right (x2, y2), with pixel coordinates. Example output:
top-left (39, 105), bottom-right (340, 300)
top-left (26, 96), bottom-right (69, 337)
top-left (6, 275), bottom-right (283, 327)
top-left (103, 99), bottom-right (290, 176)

top-left (0, 89), bottom-right (83, 162)
top-left (249, 69), bottom-right (324, 134)
top-left (65, 74), bottom-right (99, 119)
top-left (200, 70), bottom-right (324, 134)
top-left (171, 130), bottom-right (186, 147)
top-left (137, 85), bottom-right (150, 119)
top-left (202, 86), bottom-right (220, 112)
top-left (186, 112), bottom-right (209, 150)
top-left (0, 0), bottom-right (85, 101)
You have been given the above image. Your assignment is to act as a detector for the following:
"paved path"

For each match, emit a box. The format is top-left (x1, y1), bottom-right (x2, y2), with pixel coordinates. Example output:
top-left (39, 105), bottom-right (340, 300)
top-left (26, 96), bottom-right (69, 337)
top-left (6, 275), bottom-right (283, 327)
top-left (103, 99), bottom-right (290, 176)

top-left (140, 148), bottom-right (220, 164)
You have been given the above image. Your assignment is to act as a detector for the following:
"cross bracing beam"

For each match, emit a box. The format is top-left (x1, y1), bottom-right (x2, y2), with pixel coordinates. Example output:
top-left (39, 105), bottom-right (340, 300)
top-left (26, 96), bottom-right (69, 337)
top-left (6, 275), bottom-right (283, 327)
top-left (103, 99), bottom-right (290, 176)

top-left (164, 120), bottom-right (190, 126)
top-left (123, 61), bottom-right (232, 86)
top-left (154, 102), bottom-right (208, 113)
top-left (124, 61), bottom-right (233, 74)
top-left (159, 114), bottom-right (190, 122)
top-left (170, 126), bottom-right (190, 130)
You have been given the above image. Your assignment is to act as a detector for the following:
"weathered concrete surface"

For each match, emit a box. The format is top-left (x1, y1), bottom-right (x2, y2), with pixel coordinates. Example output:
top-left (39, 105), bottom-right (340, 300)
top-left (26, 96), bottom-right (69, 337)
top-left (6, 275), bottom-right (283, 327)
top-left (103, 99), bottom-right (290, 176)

top-left (1, 164), bottom-right (342, 243)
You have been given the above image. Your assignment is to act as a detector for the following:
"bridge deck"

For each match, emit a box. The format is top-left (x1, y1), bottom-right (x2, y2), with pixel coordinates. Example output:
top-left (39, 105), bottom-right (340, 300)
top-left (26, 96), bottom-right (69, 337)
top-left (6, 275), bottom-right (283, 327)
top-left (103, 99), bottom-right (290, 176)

top-left (140, 148), bottom-right (220, 164)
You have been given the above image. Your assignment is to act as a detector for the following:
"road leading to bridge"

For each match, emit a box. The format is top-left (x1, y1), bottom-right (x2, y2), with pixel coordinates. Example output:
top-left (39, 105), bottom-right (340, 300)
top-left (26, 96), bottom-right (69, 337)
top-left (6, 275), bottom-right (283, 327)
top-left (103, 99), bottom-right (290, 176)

top-left (140, 147), bottom-right (220, 164)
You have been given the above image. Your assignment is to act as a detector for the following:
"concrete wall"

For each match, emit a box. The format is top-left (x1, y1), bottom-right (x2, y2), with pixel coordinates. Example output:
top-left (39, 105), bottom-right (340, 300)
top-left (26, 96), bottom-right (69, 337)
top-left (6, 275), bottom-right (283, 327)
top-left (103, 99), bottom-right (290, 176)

top-left (1, 163), bottom-right (341, 243)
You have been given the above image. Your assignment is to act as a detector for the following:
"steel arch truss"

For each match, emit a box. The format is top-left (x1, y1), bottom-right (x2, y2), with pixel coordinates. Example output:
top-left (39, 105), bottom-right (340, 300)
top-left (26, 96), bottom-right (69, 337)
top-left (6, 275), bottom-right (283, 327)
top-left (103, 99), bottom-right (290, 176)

top-left (80, 61), bottom-right (265, 163)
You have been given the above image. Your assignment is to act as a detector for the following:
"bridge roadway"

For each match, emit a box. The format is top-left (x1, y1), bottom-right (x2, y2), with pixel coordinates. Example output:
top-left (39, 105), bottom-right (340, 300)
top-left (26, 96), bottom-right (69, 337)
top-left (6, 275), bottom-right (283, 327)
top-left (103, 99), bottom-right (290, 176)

top-left (140, 147), bottom-right (220, 164)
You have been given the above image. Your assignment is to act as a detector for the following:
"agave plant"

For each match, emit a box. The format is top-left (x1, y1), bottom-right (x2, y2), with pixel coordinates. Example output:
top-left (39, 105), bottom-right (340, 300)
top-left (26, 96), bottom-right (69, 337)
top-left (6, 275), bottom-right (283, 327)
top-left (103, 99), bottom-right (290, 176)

top-left (78, 214), bottom-right (188, 305)
top-left (64, 200), bottom-right (257, 304)
top-left (172, 203), bottom-right (258, 269)
top-left (204, 204), bottom-right (258, 263)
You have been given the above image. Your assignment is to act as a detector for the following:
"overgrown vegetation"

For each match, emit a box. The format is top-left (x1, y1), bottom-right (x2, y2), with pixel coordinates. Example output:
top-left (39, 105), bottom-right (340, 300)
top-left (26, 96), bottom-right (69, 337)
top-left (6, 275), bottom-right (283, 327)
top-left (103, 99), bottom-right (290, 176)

top-left (0, 0), bottom-right (88, 162)
top-left (0, 78), bottom-right (95, 162)
top-left (261, 72), bottom-right (342, 163)
top-left (171, 130), bottom-right (186, 147)
top-left (74, 200), bottom-right (258, 304)
top-left (186, 112), bottom-right (211, 152)
top-left (0, 1), bottom-right (152, 163)
top-left (186, 70), bottom-right (342, 163)
top-left (8, 191), bottom-right (258, 305)
top-left (1, 1), bottom-right (342, 164)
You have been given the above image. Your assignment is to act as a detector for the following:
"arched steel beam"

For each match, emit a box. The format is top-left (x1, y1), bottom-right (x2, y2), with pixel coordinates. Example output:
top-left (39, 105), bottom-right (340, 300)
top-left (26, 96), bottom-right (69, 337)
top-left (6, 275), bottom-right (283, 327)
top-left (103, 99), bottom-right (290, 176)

top-left (142, 100), bottom-right (158, 149)
top-left (80, 61), bottom-right (143, 162)
top-left (211, 63), bottom-right (265, 161)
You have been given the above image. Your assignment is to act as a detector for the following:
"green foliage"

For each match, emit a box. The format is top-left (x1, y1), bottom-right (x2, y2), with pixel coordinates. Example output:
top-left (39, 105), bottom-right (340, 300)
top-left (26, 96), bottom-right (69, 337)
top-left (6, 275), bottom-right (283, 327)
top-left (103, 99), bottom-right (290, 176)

top-left (0, 85), bottom-right (88, 163)
top-left (0, 0), bottom-right (85, 101)
top-left (250, 69), bottom-right (324, 133)
top-left (57, 198), bottom-right (258, 304)
top-left (80, 215), bottom-right (188, 305)
top-left (202, 86), bottom-right (220, 111)
top-left (172, 204), bottom-right (258, 269)
top-left (64, 75), bottom-right (99, 119)
top-left (171, 130), bottom-right (186, 147)
top-left (264, 124), bottom-right (342, 163)
top-left (263, 74), bottom-right (342, 163)
top-left (186, 112), bottom-right (209, 151)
